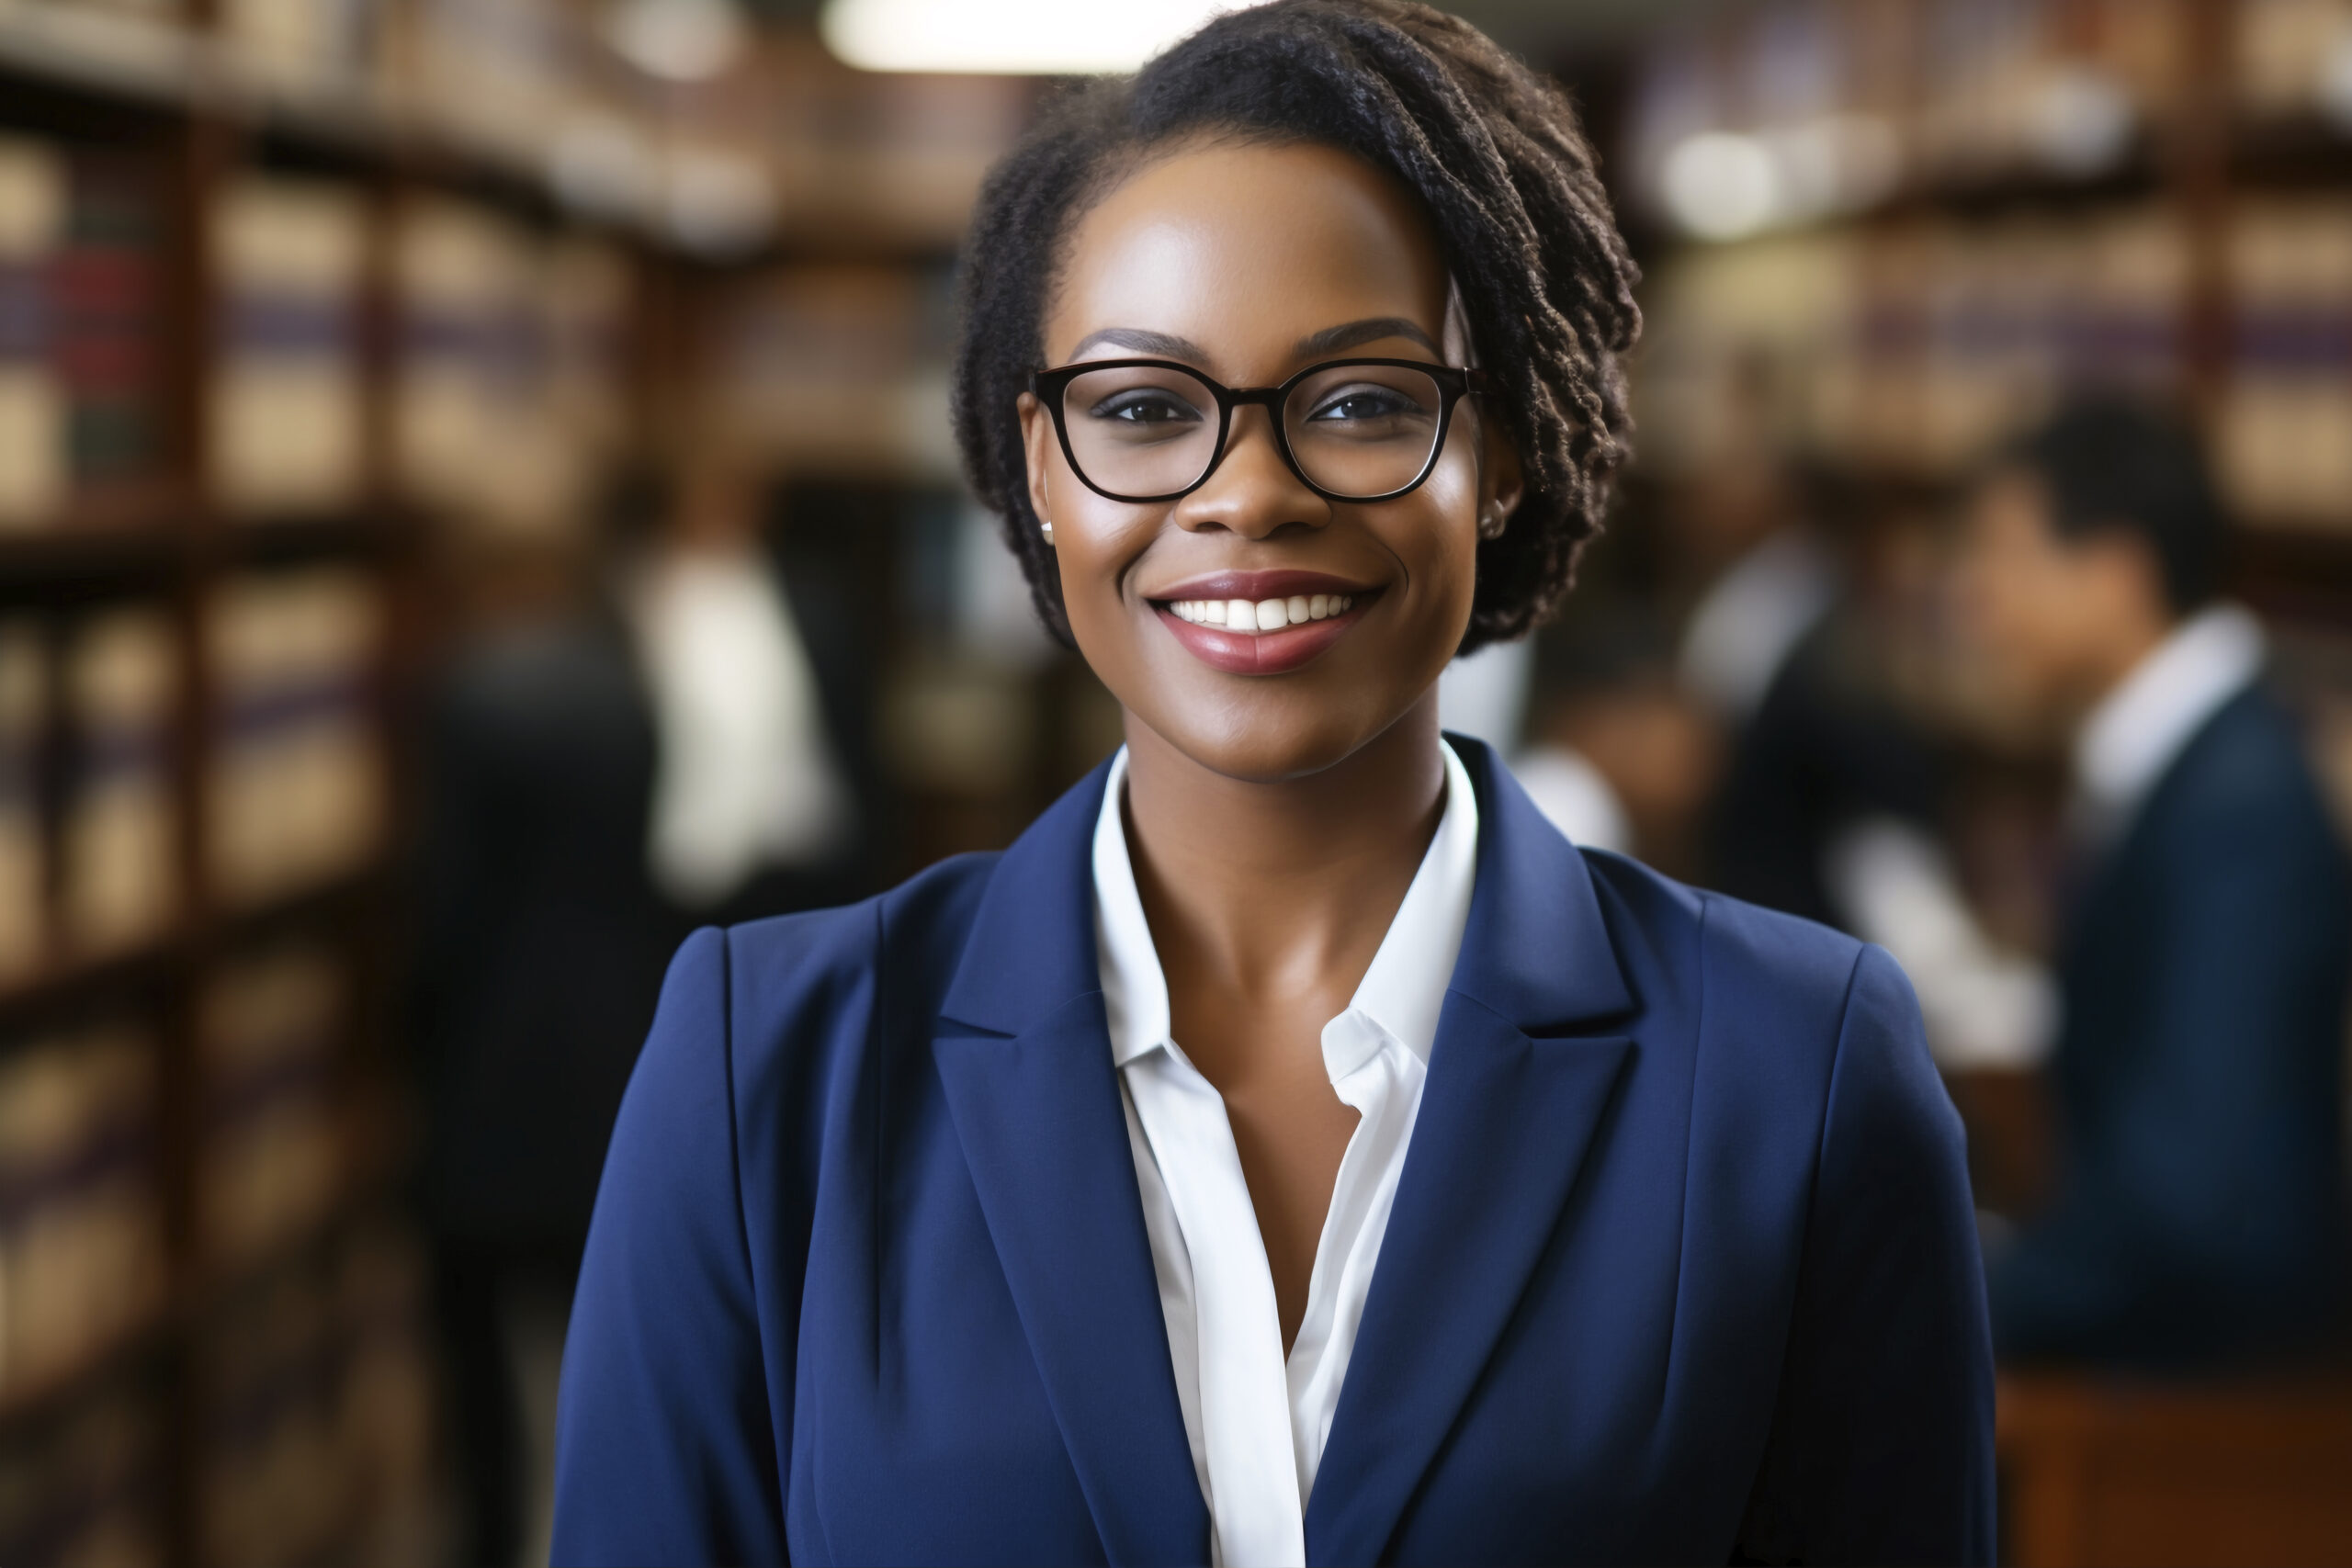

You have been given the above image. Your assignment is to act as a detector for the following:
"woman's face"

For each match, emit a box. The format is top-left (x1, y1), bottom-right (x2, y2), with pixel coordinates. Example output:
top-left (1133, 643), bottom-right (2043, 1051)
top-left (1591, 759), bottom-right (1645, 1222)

top-left (1020, 139), bottom-right (1521, 782)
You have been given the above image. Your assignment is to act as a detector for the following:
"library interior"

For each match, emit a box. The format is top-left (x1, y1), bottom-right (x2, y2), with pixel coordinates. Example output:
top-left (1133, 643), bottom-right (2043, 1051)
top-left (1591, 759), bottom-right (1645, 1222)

top-left (2, 0), bottom-right (2352, 1564)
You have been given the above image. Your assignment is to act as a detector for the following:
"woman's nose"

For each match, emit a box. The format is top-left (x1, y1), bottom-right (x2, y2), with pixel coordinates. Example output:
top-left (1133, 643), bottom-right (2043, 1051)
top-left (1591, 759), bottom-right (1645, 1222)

top-left (1171, 405), bottom-right (1329, 539)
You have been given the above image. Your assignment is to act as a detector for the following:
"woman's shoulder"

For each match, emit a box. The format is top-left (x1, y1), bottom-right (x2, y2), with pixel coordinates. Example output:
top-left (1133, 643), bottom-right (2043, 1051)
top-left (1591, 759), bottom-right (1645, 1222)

top-left (1567, 842), bottom-right (1939, 1138)
top-left (1574, 843), bottom-right (1889, 1030)
top-left (685, 849), bottom-right (1006, 1057)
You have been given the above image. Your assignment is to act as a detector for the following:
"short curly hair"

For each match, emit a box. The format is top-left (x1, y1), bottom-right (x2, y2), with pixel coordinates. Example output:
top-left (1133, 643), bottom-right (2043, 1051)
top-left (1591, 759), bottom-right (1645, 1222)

top-left (950, 0), bottom-right (1641, 655)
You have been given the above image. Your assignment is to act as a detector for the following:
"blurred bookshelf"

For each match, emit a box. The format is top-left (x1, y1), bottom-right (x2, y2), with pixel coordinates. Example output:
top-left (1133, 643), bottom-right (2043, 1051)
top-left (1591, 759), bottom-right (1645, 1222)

top-left (0, 2), bottom-right (1034, 1564)
top-left (1624, 0), bottom-right (2352, 822)
top-left (1629, 0), bottom-right (2352, 551)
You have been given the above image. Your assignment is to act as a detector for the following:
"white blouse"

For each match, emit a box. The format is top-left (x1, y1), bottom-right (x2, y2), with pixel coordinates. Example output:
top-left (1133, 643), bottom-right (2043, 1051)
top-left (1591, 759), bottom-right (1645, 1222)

top-left (1091, 741), bottom-right (1479, 1567)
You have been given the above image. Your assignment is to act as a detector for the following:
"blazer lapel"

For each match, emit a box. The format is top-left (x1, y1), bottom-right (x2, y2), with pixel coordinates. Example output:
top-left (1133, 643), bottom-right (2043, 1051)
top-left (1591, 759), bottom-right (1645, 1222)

top-left (932, 760), bottom-right (1209, 1568)
top-left (1306, 739), bottom-right (1638, 1566)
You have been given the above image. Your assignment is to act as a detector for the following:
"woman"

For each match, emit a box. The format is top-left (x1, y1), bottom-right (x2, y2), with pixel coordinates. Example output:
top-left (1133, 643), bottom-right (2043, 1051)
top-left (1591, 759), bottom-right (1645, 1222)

top-left (551, 5), bottom-right (1994, 1563)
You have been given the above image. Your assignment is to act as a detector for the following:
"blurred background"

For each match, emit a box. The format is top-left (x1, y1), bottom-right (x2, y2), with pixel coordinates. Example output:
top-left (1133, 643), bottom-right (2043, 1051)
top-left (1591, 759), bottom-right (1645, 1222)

top-left (1, 0), bottom-right (2350, 1564)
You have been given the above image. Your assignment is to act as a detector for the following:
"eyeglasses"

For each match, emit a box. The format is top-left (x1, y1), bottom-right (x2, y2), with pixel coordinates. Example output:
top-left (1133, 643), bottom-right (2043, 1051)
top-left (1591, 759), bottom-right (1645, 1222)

top-left (1029, 357), bottom-right (1488, 505)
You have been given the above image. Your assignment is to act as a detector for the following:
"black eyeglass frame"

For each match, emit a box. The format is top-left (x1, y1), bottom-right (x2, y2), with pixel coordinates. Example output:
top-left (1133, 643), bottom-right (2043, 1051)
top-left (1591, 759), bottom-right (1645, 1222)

top-left (1028, 356), bottom-right (1491, 505)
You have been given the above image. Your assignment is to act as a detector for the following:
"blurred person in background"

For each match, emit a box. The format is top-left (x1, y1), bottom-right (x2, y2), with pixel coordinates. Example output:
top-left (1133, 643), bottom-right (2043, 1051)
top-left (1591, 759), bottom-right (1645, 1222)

top-left (1437, 636), bottom-right (1632, 854)
top-left (408, 509), bottom-right (680, 1568)
top-left (1962, 395), bottom-right (2352, 1369)
top-left (411, 455), bottom-right (867, 1566)
top-left (1525, 606), bottom-right (1714, 872)
top-left (622, 455), bottom-right (864, 923)
top-left (1674, 422), bottom-right (1940, 930)
top-left (1674, 412), bottom-right (2055, 1074)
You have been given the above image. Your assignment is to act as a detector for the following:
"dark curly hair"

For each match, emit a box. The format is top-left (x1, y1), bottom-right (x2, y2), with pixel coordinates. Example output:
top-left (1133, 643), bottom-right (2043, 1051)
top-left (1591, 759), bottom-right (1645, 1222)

top-left (950, 0), bottom-right (1641, 655)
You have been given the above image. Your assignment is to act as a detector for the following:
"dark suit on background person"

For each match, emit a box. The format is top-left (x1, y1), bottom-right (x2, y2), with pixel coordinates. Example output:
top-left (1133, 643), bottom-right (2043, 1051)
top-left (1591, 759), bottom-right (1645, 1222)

top-left (1705, 613), bottom-right (1946, 931)
top-left (1989, 685), bottom-right (2352, 1367)
top-left (409, 615), bottom-right (684, 1568)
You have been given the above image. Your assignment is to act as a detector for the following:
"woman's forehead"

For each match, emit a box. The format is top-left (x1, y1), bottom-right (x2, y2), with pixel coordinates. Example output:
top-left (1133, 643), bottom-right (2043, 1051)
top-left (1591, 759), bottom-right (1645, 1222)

top-left (1045, 140), bottom-right (1452, 377)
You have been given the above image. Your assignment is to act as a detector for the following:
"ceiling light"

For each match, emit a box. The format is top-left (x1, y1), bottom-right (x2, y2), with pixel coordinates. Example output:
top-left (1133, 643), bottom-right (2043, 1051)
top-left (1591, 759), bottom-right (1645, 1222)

top-left (1661, 132), bottom-right (1781, 242)
top-left (821, 0), bottom-right (1273, 74)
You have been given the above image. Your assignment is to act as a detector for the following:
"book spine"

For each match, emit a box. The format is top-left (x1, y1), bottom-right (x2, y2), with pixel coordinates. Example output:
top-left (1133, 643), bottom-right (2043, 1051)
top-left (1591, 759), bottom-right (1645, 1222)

top-left (0, 1023), bottom-right (167, 1406)
top-left (211, 180), bottom-right (368, 514)
top-left (198, 943), bottom-right (345, 1271)
top-left (0, 134), bottom-right (65, 528)
top-left (0, 617), bottom-right (47, 983)
top-left (207, 570), bottom-right (383, 905)
top-left (58, 154), bottom-right (163, 500)
top-left (62, 608), bottom-right (178, 955)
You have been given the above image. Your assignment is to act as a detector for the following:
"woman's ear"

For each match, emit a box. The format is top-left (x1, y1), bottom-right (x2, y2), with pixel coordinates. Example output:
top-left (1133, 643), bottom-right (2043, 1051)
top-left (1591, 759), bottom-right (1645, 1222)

top-left (1477, 410), bottom-right (1526, 540)
top-left (1018, 391), bottom-right (1055, 526)
top-left (1443, 278), bottom-right (1522, 540)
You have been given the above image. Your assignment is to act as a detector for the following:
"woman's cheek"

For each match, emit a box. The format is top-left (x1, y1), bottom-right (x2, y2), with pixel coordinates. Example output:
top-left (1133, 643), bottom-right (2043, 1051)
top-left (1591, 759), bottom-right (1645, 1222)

top-left (1055, 505), bottom-right (1158, 661)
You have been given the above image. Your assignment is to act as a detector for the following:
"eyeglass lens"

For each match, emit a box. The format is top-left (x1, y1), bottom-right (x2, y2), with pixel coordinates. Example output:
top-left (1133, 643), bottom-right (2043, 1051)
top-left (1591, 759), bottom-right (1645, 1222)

top-left (1058, 363), bottom-right (1446, 500)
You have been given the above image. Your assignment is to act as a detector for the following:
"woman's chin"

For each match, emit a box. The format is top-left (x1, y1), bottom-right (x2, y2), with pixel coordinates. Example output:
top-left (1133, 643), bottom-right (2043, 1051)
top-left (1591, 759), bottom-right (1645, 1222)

top-left (1127, 691), bottom-right (1426, 787)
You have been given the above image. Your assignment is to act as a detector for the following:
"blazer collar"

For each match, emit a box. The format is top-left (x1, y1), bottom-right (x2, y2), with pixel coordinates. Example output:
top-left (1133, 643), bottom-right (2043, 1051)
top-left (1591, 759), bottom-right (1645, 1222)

top-left (1306, 738), bottom-right (1637, 1563)
top-left (933, 751), bottom-right (1206, 1564)
top-left (1443, 735), bottom-right (1634, 1029)
top-left (940, 736), bottom-right (1634, 1039)
top-left (933, 736), bottom-right (1637, 1566)
top-left (939, 751), bottom-right (1114, 1037)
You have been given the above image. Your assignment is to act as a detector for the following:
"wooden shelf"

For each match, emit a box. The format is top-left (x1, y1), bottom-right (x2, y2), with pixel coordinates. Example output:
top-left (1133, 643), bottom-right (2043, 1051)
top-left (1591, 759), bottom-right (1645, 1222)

top-left (2229, 112), bottom-right (2352, 190)
top-left (1876, 144), bottom-right (2167, 220)
top-left (0, 3), bottom-right (697, 252)
top-left (0, 870), bottom-right (384, 1043)
top-left (0, 7), bottom-right (691, 1563)
top-left (0, 523), bottom-right (188, 605)
top-left (0, 1179), bottom-right (398, 1434)
top-left (0, 3), bottom-right (201, 122)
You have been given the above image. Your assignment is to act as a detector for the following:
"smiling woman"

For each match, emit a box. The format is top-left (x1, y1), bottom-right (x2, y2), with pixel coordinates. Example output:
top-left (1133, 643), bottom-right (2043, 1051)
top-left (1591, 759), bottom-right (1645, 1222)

top-left (549, 5), bottom-right (1996, 1566)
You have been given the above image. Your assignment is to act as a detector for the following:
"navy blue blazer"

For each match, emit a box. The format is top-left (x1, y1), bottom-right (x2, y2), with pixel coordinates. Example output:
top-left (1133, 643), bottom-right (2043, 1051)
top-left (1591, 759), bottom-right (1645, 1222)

top-left (551, 739), bottom-right (1994, 1566)
top-left (1990, 685), bottom-right (2352, 1366)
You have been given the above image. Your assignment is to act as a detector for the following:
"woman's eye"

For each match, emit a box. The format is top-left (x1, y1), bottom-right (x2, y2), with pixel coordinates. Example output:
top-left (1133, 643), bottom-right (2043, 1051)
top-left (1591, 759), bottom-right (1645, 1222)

top-left (1310, 388), bottom-right (1415, 423)
top-left (1089, 391), bottom-right (1201, 425)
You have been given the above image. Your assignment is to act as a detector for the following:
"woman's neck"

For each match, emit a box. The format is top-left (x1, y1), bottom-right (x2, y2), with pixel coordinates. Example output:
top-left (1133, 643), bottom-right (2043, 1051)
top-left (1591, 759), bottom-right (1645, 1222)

top-left (1120, 694), bottom-right (1448, 1007)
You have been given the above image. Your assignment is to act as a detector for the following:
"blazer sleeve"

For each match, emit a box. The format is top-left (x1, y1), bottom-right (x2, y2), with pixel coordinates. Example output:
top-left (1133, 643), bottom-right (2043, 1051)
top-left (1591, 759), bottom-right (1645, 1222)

top-left (551, 927), bottom-right (791, 1566)
top-left (1736, 943), bottom-right (1997, 1567)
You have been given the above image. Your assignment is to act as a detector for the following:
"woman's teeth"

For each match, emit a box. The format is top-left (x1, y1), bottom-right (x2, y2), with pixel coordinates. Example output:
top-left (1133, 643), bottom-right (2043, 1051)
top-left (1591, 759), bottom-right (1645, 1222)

top-left (1166, 593), bottom-right (1354, 632)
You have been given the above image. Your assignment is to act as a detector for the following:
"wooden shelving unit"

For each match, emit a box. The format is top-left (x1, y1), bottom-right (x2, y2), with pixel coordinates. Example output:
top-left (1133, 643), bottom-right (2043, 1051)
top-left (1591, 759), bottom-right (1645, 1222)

top-left (1623, 0), bottom-right (2352, 626)
top-left (0, 3), bottom-right (1042, 1560)
top-left (0, 6), bottom-right (716, 1566)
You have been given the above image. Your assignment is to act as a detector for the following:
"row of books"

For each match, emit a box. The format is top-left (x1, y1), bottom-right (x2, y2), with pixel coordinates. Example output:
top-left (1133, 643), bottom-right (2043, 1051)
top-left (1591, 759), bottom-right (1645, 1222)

top-left (1629, 0), bottom-right (2352, 232)
top-left (0, 1228), bottom-right (432, 1568)
top-left (3, 126), bottom-right (641, 530)
top-left (1636, 198), bottom-right (2352, 526)
top-left (0, 0), bottom-right (1033, 255)
top-left (198, 1224), bottom-right (436, 1568)
top-left (714, 263), bottom-right (960, 482)
top-left (0, 939), bottom-right (356, 1405)
top-left (198, 941), bottom-right (347, 1274)
top-left (0, 1376), bottom-right (162, 1568)
top-left (395, 198), bottom-right (632, 536)
top-left (0, 1020), bottom-right (165, 1404)
top-left (0, 570), bottom-right (384, 986)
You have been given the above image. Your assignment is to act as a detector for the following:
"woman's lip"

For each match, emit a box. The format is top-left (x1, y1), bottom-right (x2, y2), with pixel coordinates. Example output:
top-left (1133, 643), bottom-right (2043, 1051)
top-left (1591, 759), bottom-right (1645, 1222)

top-left (1145, 569), bottom-right (1380, 603)
top-left (1155, 599), bottom-right (1367, 675)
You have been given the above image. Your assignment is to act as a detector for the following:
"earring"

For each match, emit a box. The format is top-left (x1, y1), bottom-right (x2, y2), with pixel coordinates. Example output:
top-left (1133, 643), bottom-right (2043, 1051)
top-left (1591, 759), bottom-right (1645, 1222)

top-left (1040, 519), bottom-right (1055, 546)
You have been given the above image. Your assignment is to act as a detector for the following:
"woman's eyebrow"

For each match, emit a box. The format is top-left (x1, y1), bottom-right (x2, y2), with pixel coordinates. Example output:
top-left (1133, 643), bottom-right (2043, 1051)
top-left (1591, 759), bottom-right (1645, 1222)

top-left (1066, 327), bottom-right (1209, 361)
top-left (1293, 317), bottom-right (1441, 359)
